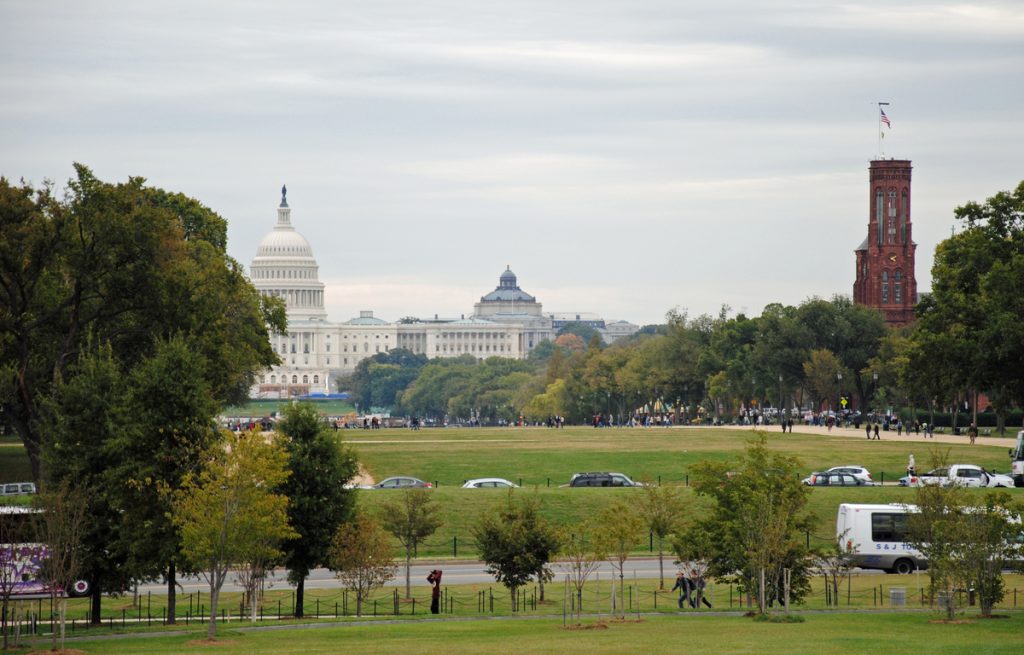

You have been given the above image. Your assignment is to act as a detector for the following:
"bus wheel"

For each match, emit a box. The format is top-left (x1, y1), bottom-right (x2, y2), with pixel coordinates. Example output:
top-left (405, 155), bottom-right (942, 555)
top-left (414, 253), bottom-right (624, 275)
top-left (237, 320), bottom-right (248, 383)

top-left (892, 559), bottom-right (914, 575)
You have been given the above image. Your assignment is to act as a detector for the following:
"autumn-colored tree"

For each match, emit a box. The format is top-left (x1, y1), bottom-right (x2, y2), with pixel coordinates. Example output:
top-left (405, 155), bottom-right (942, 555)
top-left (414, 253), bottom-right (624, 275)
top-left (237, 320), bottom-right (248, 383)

top-left (329, 514), bottom-right (397, 616)
top-left (378, 489), bottom-right (441, 599)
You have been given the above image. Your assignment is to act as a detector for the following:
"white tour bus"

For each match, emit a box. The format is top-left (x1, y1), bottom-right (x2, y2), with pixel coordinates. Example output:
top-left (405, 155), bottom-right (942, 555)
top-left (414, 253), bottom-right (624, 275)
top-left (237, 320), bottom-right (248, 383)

top-left (836, 503), bottom-right (926, 574)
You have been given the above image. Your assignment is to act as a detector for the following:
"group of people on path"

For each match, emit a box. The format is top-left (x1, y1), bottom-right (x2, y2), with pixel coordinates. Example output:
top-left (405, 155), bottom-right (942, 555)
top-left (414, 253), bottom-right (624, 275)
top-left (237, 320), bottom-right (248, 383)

top-left (671, 568), bottom-right (712, 609)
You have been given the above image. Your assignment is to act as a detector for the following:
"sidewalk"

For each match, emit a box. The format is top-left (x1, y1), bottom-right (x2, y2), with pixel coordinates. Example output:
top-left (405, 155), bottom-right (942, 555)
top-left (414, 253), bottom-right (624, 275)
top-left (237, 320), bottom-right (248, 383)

top-left (729, 422), bottom-right (1017, 448)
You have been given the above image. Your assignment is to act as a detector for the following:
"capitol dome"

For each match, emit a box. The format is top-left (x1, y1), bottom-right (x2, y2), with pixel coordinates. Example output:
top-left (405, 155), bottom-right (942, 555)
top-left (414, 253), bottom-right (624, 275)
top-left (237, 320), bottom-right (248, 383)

top-left (250, 186), bottom-right (327, 322)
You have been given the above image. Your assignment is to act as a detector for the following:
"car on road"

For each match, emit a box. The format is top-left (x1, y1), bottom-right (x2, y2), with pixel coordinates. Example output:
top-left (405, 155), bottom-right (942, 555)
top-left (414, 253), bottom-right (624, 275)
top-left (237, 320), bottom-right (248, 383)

top-left (367, 476), bottom-right (432, 489)
top-left (462, 477), bottom-right (519, 489)
top-left (567, 472), bottom-right (643, 487)
top-left (803, 472), bottom-right (874, 487)
top-left (822, 465), bottom-right (874, 484)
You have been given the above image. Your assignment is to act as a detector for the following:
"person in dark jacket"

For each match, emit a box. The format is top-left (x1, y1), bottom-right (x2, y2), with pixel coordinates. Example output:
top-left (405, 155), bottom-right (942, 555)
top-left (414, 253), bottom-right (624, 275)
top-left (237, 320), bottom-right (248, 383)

top-left (427, 569), bottom-right (442, 614)
top-left (670, 571), bottom-right (691, 608)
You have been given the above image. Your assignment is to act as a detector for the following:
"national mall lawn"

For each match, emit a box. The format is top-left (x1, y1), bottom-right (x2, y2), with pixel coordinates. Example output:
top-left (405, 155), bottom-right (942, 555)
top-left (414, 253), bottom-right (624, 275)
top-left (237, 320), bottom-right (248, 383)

top-left (2, 425), bottom-right (1021, 652)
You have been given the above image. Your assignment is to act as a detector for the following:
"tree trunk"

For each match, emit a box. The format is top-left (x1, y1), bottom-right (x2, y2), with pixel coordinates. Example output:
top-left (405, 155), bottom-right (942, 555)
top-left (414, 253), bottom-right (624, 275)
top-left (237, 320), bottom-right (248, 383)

top-left (294, 576), bottom-right (305, 618)
top-left (510, 586), bottom-right (517, 612)
top-left (405, 552), bottom-right (412, 599)
top-left (207, 584), bottom-right (219, 640)
top-left (657, 538), bottom-right (665, 589)
top-left (90, 585), bottom-right (101, 625)
top-left (166, 561), bottom-right (176, 625)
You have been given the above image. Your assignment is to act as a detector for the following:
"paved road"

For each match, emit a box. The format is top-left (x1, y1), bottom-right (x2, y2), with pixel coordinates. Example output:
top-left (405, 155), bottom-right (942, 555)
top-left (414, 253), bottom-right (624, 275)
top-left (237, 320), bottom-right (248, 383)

top-left (139, 558), bottom-right (674, 594)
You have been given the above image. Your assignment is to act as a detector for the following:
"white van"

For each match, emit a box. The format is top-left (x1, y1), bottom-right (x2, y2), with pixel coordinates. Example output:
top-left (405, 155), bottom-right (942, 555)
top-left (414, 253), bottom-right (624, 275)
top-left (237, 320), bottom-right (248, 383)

top-left (836, 503), bottom-right (926, 574)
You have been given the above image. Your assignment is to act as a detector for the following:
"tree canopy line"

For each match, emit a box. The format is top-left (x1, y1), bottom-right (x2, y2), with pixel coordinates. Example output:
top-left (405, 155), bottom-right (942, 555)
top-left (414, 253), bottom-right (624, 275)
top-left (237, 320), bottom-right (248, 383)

top-left (1, 170), bottom-right (1023, 632)
top-left (349, 181), bottom-right (1024, 433)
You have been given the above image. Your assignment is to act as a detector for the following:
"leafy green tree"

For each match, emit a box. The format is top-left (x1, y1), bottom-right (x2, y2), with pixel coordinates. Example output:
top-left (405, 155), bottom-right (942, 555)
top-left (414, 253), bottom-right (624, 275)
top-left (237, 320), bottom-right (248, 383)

top-left (276, 403), bottom-right (358, 617)
top-left (0, 168), bottom-right (284, 483)
top-left (378, 489), bottom-right (442, 599)
top-left (349, 349), bottom-right (428, 410)
top-left (174, 430), bottom-right (296, 640)
top-left (913, 181), bottom-right (1024, 428)
top-left (594, 500), bottom-right (644, 616)
top-left (41, 345), bottom-right (133, 624)
top-left (329, 514), bottom-right (397, 616)
top-left (802, 349), bottom-right (847, 413)
top-left (689, 435), bottom-right (814, 614)
top-left (473, 492), bottom-right (561, 612)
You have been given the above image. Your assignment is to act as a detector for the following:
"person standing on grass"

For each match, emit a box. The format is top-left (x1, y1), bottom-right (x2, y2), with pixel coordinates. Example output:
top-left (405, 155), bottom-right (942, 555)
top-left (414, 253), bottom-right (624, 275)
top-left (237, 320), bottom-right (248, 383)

top-left (873, 423), bottom-right (881, 440)
top-left (865, 422), bottom-right (871, 439)
top-left (427, 569), bottom-right (442, 614)
top-left (968, 423), bottom-right (978, 445)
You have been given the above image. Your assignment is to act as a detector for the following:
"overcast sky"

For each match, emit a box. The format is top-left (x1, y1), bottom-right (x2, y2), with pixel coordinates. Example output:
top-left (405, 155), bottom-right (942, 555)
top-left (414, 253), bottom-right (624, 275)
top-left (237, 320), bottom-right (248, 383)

top-left (2, 1), bottom-right (1022, 326)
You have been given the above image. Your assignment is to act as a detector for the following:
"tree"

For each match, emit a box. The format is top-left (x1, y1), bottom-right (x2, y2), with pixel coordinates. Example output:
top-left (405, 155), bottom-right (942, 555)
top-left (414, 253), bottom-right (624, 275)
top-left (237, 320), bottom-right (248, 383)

top-left (907, 452), bottom-right (1023, 620)
top-left (0, 168), bottom-right (284, 484)
top-left (32, 481), bottom-right (88, 653)
top-left (378, 489), bottom-right (441, 599)
top-left (41, 344), bottom-right (134, 625)
top-left (913, 181), bottom-right (1024, 426)
top-left (802, 349), bottom-right (846, 412)
top-left (349, 349), bottom-right (428, 410)
top-left (106, 336), bottom-right (221, 625)
top-left (593, 501), bottom-right (644, 616)
top-left (557, 523), bottom-right (603, 623)
top-left (329, 514), bottom-right (397, 616)
top-left (472, 491), bottom-right (561, 612)
top-left (958, 492), bottom-right (1023, 617)
top-left (637, 484), bottom-right (686, 589)
top-left (276, 403), bottom-right (358, 618)
top-left (173, 430), bottom-right (296, 640)
top-left (557, 322), bottom-right (603, 345)
top-left (689, 435), bottom-right (814, 614)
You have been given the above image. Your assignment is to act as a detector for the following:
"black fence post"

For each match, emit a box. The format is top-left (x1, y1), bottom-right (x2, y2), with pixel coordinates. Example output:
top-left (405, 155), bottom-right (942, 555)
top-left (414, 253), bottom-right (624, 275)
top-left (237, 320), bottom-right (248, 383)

top-left (649, 532), bottom-right (653, 552)
top-left (453, 536), bottom-right (458, 558)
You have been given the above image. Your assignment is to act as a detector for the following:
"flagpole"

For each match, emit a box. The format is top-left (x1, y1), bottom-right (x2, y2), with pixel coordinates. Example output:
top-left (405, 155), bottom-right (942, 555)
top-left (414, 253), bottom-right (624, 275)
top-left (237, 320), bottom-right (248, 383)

top-left (877, 102), bottom-right (890, 159)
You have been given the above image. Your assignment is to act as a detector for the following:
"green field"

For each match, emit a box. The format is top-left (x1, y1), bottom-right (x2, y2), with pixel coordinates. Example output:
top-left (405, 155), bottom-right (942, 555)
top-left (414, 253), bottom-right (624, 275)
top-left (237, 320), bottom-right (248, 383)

top-left (2, 427), bottom-right (1023, 652)
top-left (12, 611), bottom-right (1024, 654)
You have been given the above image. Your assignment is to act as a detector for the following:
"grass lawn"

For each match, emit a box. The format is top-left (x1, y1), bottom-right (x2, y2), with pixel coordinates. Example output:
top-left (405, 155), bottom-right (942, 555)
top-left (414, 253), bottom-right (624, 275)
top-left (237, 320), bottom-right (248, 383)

top-left (17, 611), bottom-right (1024, 654)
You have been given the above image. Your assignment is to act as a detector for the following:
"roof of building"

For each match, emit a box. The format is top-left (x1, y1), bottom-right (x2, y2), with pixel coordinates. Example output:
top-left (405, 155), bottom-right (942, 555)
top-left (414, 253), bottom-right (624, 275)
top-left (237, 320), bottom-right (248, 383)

top-left (480, 266), bottom-right (536, 302)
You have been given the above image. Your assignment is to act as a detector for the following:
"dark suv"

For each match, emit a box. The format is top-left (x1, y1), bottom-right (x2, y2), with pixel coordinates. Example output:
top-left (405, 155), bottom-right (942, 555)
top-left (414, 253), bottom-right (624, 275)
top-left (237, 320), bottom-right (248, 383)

top-left (568, 472), bottom-right (641, 487)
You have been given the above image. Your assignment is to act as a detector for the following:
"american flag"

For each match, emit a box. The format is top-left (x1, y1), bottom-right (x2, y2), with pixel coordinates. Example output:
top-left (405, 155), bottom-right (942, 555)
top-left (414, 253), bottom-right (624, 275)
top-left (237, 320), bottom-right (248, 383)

top-left (880, 108), bottom-right (891, 127)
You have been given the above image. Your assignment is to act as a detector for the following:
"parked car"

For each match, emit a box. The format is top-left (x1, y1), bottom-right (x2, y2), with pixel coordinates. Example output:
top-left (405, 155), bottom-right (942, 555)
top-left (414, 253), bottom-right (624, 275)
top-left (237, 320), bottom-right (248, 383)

top-left (899, 464), bottom-right (1014, 488)
top-left (821, 465), bottom-right (874, 484)
top-left (462, 478), bottom-right (519, 489)
top-left (367, 476), bottom-right (432, 489)
top-left (803, 472), bottom-right (873, 487)
top-left (567, 472), bottom-right (643, 488)
top-left (0, 482), bottom-right (36, 496)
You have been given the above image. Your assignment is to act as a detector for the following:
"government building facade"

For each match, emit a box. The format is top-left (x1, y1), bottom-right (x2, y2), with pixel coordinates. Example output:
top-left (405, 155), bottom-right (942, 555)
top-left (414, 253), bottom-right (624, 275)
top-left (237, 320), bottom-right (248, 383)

top-left (249, 189), bottom-right (639, 397)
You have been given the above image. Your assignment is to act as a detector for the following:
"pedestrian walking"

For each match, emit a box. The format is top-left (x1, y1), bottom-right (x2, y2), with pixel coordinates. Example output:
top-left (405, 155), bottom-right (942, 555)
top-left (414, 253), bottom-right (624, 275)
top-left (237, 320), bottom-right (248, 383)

top-left (671, 571), bottom-right (691, 609)
top-left (865, 422), bottom-right (871, 439)
top-left (968, 423), bottom-right (978, 445)
top-left (873, 423), bottom-right (880, 440)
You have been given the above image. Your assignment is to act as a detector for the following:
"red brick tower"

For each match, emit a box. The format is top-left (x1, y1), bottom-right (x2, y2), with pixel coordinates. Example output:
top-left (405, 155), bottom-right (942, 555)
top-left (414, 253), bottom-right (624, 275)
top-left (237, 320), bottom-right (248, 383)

top-left (853, 160), bottom-right (917, 327)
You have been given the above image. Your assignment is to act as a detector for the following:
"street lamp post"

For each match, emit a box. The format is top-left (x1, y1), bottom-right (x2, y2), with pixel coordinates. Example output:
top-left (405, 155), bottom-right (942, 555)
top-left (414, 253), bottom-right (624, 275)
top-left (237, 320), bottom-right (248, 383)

top-left (837, 372), bottom-right (843, 424)
top-left (872, 372), bottom-right (878, 423)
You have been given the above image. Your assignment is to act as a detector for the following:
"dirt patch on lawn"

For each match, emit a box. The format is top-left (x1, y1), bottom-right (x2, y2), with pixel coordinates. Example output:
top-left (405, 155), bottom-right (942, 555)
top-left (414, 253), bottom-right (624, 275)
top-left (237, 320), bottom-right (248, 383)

top-left (563, 621), bottom-right (609, 630)
top-left (351, 464), bottom-right (375, 487)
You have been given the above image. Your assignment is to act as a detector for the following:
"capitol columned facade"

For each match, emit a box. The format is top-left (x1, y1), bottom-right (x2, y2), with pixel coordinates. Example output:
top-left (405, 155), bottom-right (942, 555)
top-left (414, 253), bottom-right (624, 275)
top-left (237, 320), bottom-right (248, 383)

top-left (249, 189), bottom-right (638, 397)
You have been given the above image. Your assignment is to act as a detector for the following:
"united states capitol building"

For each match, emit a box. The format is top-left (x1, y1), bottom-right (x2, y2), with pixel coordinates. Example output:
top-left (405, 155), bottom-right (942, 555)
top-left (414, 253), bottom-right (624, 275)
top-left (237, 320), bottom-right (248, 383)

top-left (249, 189), bottom-right (639, 397)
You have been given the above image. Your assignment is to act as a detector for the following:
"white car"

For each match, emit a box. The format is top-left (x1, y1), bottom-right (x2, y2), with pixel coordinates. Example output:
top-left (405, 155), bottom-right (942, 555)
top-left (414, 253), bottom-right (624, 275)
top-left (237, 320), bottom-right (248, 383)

top-left (462, 477), bottom-right (519, 489)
